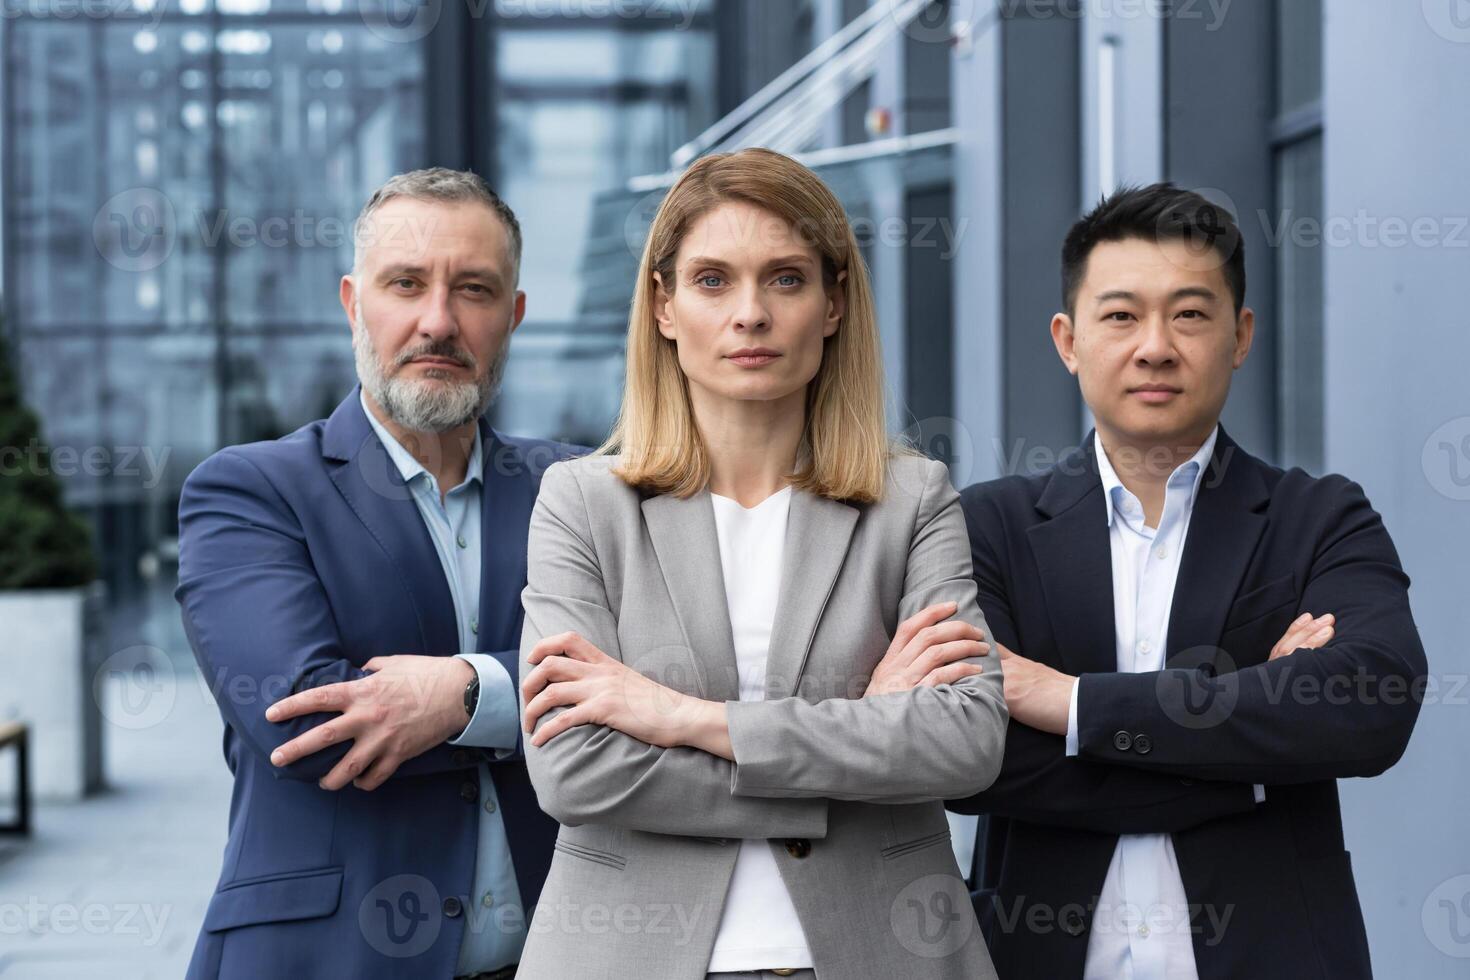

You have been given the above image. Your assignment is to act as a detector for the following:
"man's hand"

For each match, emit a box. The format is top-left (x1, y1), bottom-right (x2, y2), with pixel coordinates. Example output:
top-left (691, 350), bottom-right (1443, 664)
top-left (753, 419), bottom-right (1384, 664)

top-left (863, 601), bottom-right (989, 697)
top-left (521, 632), bottom-right (710, 751)
top-left (265, 654), bottom-right (475, 791)
top-left (1269, 612), bottom-right (1335, 660)
top-left (997, 642), bottom-right (1073, 736)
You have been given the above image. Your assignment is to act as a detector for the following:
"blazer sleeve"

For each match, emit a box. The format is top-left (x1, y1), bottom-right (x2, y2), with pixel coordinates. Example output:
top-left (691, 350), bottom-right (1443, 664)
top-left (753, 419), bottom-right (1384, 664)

top-left (1074, 476), bottom-right (1428, 784)
top-left (946, 487), bottom-right (1260, 834)
top-left (722, 457), bottom-right (1010, 803)
top-left (519, 461), bottom-right (829, 839)
top-left (176, 449), bottom-right (465, 783)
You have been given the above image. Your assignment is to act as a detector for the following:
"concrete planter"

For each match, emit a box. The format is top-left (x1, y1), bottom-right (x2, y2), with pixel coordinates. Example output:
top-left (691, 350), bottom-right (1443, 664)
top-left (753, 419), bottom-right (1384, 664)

top-left (0, 585), bottom-right (107, 801)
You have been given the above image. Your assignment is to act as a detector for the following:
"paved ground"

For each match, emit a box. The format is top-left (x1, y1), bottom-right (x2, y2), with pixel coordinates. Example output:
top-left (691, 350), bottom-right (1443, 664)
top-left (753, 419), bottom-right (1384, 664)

top-left (0, 580), bottom-right (232, 978)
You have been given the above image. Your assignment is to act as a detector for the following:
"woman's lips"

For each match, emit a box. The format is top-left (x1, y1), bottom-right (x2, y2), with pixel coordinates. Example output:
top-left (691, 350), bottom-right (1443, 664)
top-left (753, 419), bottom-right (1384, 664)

top-left (727, 354), bottom-right (780, 367)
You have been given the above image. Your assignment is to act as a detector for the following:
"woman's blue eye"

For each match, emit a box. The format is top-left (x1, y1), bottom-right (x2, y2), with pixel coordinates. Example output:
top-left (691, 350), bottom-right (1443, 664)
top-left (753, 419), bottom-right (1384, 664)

top-left (697, 275), bottom-right (723, 288)
top-left (775, 274), bottom-right (802, 287)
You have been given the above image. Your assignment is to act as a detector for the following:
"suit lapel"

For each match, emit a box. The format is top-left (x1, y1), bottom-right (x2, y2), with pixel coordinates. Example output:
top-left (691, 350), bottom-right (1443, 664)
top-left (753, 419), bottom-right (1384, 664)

top-left (476, 427), bottom-right (538, 653)
top-left (1026, 436), bottom-right (1119, 676)
top-left (322, 387), bottom-right (458, 656)
top-left (642, 490), bottom-right (742, 702)
top-left (763, 490), bottom-right (859, 701)
top-left (1165, 428), bottom-right (1270, 670)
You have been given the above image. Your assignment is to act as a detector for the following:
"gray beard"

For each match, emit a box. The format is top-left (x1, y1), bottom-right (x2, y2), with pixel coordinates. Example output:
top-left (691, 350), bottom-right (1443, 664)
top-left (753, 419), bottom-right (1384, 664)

top-left (352, 306), bottom-right (508, 433)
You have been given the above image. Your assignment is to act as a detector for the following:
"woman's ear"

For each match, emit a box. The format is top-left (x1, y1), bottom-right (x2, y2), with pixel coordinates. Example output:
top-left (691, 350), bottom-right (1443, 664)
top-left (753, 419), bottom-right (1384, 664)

top-left (652, 271), bottom-right (676, 341)
top-left (823, 269), bottom-right (848, 338)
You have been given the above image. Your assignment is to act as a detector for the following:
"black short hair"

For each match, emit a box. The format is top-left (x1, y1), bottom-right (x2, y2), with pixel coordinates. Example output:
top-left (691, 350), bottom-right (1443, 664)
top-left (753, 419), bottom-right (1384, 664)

top-left (1061, 182), bottom-right (1246, 318)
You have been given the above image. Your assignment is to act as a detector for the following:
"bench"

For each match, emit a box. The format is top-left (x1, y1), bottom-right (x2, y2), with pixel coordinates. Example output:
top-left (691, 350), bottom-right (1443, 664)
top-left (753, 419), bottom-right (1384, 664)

top-left (0, 721), bottom-right (31, 835)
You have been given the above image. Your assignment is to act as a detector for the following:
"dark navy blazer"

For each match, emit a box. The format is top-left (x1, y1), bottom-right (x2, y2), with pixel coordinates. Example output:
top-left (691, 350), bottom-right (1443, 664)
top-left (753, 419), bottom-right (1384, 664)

top-left (950, 427), bottom-right (1427, 980)
top-left (177, 387), bottom-right (578, 979)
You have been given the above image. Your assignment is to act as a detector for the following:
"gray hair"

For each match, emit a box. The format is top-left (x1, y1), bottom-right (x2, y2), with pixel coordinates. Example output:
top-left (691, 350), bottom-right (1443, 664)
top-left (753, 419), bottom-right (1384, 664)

top-left (350, 167), bottom-right (523, 286)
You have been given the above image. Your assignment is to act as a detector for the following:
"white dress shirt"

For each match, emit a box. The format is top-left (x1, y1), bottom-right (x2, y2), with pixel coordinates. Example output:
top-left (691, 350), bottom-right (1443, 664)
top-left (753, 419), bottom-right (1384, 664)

top-left (1063, 426), bottom-right (1261, 980)
top-left (705, 486), bottom-right (815, 973)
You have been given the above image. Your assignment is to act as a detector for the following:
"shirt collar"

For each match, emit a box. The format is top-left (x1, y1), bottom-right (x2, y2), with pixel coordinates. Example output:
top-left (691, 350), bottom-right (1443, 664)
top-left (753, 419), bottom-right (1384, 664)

top-left (359, 389), bottom-right (483, 492)
top-left (1094, 424), bottom-right (1219, 528)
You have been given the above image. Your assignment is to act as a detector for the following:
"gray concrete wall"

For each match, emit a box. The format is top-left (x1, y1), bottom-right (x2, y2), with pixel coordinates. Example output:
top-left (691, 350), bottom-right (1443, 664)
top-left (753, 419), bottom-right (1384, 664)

top-left (1323, 6), bottom-right (1470, 976)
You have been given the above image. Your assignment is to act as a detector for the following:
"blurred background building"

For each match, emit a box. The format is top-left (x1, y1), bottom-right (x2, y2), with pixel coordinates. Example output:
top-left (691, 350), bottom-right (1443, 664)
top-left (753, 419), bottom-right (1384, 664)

top-left (1, 1), bottom-right (1467, 976)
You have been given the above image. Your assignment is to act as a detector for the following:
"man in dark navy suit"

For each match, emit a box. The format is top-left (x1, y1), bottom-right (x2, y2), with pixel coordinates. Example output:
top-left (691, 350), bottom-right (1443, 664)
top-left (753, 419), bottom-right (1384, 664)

top-left (177, 169), bottom-right (578, 979)
top-left (950, 184), bottom-right (1426, 980)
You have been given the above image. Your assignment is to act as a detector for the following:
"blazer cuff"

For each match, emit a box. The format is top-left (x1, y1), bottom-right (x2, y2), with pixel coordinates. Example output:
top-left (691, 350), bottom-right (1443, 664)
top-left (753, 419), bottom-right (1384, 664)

top-left (1065, 677), bottom-right (1081, 757)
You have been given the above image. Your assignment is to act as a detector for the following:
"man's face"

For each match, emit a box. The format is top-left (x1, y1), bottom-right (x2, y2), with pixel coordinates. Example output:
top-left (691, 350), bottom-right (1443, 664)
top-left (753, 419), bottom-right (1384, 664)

top-left (1051, 236), bottom-right (1253, 449)
top-left (341, 196), bottom-right (525, 433)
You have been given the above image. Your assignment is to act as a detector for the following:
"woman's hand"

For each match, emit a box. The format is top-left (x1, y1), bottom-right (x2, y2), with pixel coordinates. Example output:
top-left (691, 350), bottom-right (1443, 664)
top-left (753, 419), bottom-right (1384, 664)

top-left (863, 601), bottom-right (989, 696)
top-left (521, 632), bottom-right (713, 750)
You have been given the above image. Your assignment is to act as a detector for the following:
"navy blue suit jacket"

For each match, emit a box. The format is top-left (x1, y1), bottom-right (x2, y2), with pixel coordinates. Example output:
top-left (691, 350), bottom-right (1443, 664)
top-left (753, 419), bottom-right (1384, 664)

top-left (177, 388), bottom-right (579, 979)
top-left (950, 427), bottom-right (1427, 980)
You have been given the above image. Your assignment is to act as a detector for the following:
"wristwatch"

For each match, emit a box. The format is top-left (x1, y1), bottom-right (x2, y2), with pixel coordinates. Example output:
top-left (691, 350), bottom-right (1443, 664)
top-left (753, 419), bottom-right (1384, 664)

top-left (463, 674), bottom-right (480, 719)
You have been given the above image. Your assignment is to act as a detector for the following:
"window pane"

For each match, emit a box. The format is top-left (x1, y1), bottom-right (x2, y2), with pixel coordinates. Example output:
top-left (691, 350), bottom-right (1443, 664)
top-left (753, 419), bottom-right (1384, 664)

top-left (1276, 0), bottom-right (1322, 114)
top-left (1276, 135), bottom-right (1324, 472)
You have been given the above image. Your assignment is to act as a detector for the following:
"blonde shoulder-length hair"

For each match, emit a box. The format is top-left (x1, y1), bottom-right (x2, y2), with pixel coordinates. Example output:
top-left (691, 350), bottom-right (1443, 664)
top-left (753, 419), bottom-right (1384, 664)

top-left (596, 147), bottom-right (915, 504)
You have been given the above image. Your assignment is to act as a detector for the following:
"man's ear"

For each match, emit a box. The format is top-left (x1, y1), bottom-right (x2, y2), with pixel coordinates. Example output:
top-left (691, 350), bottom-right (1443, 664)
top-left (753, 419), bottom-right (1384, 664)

top-left (511, 290), bottom-right (527, 333)
top-left (1232, 306), bottom-right (1255, 369)
top-left (339, 274), bottom-right (358, 333)
top-left (652, 272), bottom-right (675, 341)
top-left (1050, 312), bottom-right (1080, 376)
top-left (823, 269), bottom-right (847, 338)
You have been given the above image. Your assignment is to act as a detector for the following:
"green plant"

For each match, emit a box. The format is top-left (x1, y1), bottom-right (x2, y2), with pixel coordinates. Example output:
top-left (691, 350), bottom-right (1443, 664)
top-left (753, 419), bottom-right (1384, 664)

top-left (0, 320), bottom-right (97, 589)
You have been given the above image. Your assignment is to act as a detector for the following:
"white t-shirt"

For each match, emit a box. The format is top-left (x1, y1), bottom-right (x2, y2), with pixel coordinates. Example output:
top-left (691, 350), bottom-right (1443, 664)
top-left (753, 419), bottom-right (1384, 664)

top-left (704, 486), bottom-right (814, 973)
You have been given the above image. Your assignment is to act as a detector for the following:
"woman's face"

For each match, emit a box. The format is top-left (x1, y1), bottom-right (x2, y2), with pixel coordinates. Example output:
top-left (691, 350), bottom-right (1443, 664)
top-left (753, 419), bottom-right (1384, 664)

top-left (654, 200), bottom-right (845, 409)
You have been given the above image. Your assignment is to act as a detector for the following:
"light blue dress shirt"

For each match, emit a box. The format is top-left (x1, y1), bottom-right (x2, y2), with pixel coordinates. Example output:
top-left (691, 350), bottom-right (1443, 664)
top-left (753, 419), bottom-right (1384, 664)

top-left (361, 393), bottom-right (527, 975)
top-left (1063, 426), bottom-right (1262, 980)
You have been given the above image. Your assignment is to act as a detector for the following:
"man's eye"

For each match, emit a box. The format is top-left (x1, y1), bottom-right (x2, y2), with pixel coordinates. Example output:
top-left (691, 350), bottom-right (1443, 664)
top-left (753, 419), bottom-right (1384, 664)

top-left (1105, 311), bottom-right (1133, 322)
top-left (392, 278), bottom-right (415, 289)
top-left (1177, 309), bottom-right (1204, 320)
top-left (463, 283), bottom-right (489, 295)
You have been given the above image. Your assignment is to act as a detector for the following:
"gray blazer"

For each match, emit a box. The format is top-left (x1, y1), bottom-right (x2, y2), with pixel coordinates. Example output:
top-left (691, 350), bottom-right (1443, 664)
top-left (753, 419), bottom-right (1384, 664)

top-left (517, 452), bottom-right (1007, 979)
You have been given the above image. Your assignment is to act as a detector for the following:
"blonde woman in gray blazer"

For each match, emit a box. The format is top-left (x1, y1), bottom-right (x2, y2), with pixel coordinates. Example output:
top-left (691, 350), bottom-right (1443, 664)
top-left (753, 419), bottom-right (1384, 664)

top-left (517, 148), bottom-right (1008, 980)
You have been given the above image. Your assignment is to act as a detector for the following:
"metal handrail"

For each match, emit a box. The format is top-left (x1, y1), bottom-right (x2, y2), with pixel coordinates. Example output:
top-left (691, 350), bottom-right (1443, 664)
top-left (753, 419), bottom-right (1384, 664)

top-left (669, 0), bottom-right (934, 168)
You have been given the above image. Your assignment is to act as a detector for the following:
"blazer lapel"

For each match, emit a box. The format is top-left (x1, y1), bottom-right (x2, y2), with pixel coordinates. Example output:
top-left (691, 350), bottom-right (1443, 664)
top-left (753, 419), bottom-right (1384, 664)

top-left (764, 490), bottom-right (859, 701)
top-left (1165, 427), bottom-right (1270, 671)
top-left (476, 426), bottom-right (538, 653)
top-left (642, 490), bottom-right (742, 702)
top-left (322, 387), bottom-right (458, 656)
top-left (1026, 436), bottom-right (1119, 677)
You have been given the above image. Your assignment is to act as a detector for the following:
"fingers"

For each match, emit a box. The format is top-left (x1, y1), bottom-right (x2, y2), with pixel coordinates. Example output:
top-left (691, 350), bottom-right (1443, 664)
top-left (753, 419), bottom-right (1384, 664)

top-left (919, 662), bottom-right (986, 688)
top-left (527, 632), bottom-right (608, 666)
top-left (900, 620), bottom-right (987, 666)
top-left (353, 753), bottom-right (403, 792)
top-left (912, 638), bottom-right (989, 678)
top-left (318, 744), bottom-right (376, 791)
top-left (520, 655), bottom-right (589, 703)
top-left (522, 680), bottom-right (587, 734)
top-left (1270, 613), bottom-right (1335, 660)
top-left (893, 602), bottom-right (959, 653)
top-left (529, 703), bottom-right (592, 747)
top-left (266, 681), bottom-right (356, 723)
top-left (270, 715), bottom-right (360, 768)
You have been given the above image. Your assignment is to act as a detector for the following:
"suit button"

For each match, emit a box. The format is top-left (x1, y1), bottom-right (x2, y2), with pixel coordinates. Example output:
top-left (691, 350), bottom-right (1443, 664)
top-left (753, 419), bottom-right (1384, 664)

top-left (1112, 730), bottom-right (1133, 752)
top-left (783, 838), bottom-right (811, 859)
top-left (443, 896), bottom-right (463, 918)
top-left (451, 749), bottom-right (474, 768)
top-left (1061, 907), bottom-right (1087, 936)
top-left (460, 781), bottom-right (478, 803)
top-left (1133, 733), bottom-right (1153, 755)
